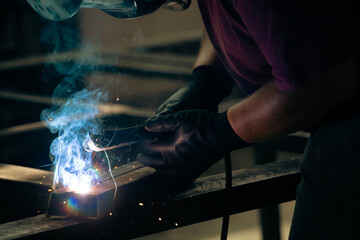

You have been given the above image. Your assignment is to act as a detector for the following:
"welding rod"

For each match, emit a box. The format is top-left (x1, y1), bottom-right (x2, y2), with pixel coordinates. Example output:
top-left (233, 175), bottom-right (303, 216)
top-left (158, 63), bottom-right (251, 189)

top-left (84, 125), bottom-right (167, 152)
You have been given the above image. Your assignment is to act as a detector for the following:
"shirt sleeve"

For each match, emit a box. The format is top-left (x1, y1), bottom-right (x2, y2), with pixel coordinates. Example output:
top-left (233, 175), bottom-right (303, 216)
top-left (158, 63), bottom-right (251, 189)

top-left (232, 0), bottom-right (359, 91)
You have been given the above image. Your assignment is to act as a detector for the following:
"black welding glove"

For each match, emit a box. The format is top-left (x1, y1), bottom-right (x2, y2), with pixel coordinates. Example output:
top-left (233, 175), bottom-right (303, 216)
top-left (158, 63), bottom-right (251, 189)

top-left (156, 66), bottom-right (235, 115)
top-left (137, 110), bottom-right (251, 184)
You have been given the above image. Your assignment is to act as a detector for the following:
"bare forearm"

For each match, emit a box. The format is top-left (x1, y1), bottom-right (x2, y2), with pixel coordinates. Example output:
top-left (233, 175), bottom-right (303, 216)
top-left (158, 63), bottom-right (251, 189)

top-left (228, 57), bottom-right (358, 143)
top-left (193, 30), bottom-right (222, 69)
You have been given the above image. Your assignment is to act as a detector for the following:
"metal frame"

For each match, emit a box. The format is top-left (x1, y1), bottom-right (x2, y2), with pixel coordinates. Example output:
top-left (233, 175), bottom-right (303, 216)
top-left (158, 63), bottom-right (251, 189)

top-left (0, 159), bottom-right (301, 240)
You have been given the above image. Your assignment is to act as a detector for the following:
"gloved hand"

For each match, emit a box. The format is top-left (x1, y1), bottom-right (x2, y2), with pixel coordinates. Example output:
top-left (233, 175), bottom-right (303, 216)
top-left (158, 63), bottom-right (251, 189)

top-left (156, 66), bottom-right (235, 115)
top-left (137, 110), bottom-right (251, 184)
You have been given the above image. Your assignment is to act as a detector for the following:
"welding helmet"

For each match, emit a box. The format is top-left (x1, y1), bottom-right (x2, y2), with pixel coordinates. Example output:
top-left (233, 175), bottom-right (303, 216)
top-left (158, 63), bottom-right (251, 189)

top-left (27, 0), bottom-right (191, 21)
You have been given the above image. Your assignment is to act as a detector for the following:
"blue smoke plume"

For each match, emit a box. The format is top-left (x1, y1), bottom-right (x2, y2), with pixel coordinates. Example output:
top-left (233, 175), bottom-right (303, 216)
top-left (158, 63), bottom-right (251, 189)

top-left (41, 87), bottom-right (106, 193)
top-left (40, 19), bottom-right (109, 193)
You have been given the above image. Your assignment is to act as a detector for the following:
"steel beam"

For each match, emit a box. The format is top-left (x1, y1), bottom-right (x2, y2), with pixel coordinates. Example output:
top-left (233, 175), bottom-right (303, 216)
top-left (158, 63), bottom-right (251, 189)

top-left (0, 159), bottom-right (301, 240)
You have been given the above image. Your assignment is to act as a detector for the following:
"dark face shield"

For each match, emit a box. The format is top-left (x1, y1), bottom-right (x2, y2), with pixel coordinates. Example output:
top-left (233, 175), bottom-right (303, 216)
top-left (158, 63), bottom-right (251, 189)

top-left (27, 0), bottom-right (191, 21)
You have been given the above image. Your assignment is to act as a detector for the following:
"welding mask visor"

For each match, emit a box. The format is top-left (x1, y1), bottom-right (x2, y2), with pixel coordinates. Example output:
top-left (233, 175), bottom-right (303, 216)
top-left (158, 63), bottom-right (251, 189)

top-left (27, 0), bottom-right (83, 21)
top-left (27, 0), bottom-right (191, 21)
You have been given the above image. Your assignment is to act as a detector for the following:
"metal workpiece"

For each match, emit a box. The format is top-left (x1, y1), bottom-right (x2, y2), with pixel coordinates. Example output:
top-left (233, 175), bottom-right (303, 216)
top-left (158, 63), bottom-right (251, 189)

top-left (47, 191), bottom-right (100, 219)
top-left (47, 163), bottom-right (156, 219)
top-left (0, 159), bottom-right (301, 240)
top-left (0, 164), bottom-right (53, 224)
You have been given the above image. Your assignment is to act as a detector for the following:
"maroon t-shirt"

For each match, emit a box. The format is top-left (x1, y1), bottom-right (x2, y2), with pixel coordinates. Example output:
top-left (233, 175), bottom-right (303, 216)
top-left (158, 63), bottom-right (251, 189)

top-left (198, 0), bottom-right (359, 94)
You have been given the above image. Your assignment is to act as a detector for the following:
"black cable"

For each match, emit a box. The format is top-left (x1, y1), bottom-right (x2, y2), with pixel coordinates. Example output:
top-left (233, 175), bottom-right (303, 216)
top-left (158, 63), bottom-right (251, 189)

top-left (221, 152), bottom-right (232, 240)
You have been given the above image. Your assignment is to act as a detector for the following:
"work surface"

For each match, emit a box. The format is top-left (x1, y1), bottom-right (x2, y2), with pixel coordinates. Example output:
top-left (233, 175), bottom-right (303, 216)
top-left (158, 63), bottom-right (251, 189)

top-left (0, 159), bottom-right (301, 240)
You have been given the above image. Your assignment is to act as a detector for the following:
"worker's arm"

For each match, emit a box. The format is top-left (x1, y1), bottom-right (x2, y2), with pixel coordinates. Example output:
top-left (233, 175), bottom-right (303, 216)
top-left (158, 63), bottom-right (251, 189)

top-left (138, 57), bottom-right (357, 183)
top-left (228, 56), bottom-right (358, 143)
top-left (155, 30), bottom-right (234, 115)
top-left (138, 32), bottom-right (244, 183)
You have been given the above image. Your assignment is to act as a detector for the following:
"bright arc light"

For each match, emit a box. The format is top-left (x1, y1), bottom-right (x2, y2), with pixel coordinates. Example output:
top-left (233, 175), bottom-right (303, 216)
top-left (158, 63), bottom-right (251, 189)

top-left (53, 136), bottom-right (99, 194)
top-left (69, 178), bottom-right (92, 194)
top-left (65, 165), bottom-right (95, 194)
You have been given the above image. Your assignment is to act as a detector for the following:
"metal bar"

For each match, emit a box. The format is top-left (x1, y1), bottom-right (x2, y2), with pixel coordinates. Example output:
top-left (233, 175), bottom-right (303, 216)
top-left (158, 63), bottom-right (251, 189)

top-left (0, 164), bottom-right (53, 224)
top-left (0, 159), bottom-right (301, 240)
top-left (0, 161), bottom-right (148, 224)
top-left (0, 90), bottom-right (154, 118)
top-left (0, 51), bottom-right (195, 77)
top-left (47, 164), bottom-right (156, 219)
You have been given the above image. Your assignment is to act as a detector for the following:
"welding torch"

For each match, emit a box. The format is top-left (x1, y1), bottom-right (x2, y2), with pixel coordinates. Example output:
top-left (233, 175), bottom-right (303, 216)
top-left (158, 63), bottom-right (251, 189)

top-left (83, 125), bottom-right (167, 152)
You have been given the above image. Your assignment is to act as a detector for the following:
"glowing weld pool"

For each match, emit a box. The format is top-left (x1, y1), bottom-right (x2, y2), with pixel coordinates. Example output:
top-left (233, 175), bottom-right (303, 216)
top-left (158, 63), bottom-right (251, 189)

top-left (47, 162), bottom-right (156, 219)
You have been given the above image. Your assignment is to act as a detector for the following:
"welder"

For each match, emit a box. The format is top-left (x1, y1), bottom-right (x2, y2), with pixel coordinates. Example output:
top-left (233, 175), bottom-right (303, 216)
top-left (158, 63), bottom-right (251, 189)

top-left (28, 0), bottom-right (360, 239)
